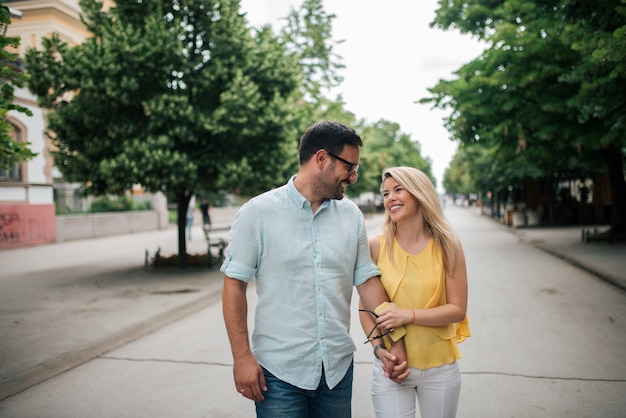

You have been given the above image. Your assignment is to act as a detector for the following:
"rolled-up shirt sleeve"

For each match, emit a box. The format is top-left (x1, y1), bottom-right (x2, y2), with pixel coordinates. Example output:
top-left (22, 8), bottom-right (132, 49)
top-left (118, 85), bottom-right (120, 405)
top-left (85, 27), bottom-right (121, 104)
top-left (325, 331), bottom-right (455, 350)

top-left (220, 202), bottom-right (261, 282)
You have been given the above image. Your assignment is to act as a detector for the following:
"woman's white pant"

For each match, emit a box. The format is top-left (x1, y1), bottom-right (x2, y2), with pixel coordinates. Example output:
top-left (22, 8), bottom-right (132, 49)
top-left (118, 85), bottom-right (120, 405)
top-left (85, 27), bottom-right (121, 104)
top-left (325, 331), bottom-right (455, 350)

top-left (370, 359), bottom-right (461, 418)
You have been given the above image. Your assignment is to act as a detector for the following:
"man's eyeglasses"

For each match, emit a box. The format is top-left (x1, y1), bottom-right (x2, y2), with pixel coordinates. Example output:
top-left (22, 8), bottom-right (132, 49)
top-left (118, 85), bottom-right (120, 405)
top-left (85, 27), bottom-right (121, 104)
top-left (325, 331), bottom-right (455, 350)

top-left (325, 150), bottom-right (359, 175)
top-left (359, 309), bottom-right (394, 344)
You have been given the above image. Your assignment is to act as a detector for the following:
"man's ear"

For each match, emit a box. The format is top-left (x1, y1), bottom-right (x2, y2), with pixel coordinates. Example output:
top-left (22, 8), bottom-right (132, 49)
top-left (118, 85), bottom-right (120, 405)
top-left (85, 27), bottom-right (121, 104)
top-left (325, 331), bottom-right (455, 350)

top-left (314, 149), bottom-right (328, 170)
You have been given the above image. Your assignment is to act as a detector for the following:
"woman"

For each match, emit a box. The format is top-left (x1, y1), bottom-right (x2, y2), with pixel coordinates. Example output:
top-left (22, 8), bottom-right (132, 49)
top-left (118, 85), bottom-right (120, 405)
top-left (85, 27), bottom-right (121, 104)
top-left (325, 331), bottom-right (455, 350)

top-left (359, 166), bottom-right (470, 418)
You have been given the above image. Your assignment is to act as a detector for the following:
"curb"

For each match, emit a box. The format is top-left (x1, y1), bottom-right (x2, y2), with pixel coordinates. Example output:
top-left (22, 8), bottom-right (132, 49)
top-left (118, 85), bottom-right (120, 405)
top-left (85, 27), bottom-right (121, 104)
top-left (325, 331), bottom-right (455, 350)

top-left (478, 211), bottom-right (626, 293)
top-left (523, 242), bottom-right (626, 293)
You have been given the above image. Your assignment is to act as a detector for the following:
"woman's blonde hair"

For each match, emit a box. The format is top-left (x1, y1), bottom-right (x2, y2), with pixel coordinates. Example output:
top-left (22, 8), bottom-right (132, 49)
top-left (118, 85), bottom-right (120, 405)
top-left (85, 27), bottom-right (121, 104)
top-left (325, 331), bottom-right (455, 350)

top-left (380, 166), bottom-right (458, 275)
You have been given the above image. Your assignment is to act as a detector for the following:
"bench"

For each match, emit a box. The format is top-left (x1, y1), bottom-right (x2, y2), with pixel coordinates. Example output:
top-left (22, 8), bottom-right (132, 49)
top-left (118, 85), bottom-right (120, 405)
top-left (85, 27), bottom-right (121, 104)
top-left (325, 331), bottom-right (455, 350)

top-left (207, 238), bottom-right (227, 267)
top-left (204, 223), bottom-right (230, 267)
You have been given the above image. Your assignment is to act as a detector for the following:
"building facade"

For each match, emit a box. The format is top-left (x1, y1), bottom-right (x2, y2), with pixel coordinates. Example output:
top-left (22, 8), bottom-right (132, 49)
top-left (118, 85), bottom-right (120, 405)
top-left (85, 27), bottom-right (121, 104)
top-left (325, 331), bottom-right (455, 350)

top-left (1, 1), bottom-right (103, 248)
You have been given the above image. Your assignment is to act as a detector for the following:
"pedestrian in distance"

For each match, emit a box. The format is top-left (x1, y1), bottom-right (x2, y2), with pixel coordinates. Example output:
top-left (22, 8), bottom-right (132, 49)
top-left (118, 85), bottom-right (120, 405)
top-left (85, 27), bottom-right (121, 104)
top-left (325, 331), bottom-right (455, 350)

top-left (186, 195), bottom-right (195, 240)
top-left (200, 198), bottom-right (211, 240)
top-left (360, 166), bottom-right (470, 418)
top-left (221, 120), bottom-right (409, 418)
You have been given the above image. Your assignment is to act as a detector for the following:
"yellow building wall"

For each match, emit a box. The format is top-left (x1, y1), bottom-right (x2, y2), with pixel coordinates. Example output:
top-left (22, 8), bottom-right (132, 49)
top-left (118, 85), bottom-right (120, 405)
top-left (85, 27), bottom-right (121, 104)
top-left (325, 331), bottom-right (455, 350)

top-left (2, 0), bottom-right (113, 247)
top-left (5, 0), bottom-right (92, 53)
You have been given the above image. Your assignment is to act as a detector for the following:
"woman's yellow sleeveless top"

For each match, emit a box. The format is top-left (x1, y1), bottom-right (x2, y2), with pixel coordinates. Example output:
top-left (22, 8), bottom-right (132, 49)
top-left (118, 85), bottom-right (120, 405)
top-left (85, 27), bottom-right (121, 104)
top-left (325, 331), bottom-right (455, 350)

top-left (377, 235), bottom-right (470, 369)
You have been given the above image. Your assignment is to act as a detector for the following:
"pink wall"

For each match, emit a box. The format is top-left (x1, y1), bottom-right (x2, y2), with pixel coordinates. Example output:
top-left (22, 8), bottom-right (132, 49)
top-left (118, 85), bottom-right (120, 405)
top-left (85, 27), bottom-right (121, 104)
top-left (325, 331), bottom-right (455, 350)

top-left (0, 204), bottom-right (56, 249)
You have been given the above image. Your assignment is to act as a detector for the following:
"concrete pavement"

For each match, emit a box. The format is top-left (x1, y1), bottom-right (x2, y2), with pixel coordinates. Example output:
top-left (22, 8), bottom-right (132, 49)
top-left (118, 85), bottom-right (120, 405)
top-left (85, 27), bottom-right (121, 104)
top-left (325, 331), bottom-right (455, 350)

top-left (0, 205), bottom-right (625, 417)
top-left (511, 221), bottom-right (626, 292)
top-left (0, 219), bottom-right (233, 401)
top-left (451, 206), bottom-right (626, 417)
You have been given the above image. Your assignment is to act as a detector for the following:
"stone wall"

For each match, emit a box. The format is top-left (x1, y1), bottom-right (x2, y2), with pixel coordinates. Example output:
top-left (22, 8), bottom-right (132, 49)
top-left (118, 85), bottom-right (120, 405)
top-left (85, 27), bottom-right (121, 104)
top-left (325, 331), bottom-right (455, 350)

top-left (55, 210), bottom-right (166, 242)
top-left (54, 205), bottom-right (238, 243)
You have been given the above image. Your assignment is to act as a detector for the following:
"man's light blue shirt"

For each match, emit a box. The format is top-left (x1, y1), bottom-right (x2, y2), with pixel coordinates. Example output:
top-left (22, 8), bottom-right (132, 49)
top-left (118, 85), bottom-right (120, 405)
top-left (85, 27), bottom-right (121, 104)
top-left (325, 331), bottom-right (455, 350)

top-left (221, 176), bottom-right (381, 390)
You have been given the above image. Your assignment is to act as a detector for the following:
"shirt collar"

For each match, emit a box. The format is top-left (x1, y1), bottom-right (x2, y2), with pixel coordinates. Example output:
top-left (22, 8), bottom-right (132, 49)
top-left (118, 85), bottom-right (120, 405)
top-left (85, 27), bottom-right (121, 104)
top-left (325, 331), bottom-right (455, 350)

top-left (287, 175), bottom-right (307, 210)
top-left (287, 175), bottom-right (331, 211)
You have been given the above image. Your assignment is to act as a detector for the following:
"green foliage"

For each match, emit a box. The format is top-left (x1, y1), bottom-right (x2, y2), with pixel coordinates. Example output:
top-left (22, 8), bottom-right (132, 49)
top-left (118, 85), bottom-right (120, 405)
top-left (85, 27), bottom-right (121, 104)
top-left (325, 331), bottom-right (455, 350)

top-left (89, 195), bottom-right (150, 213)
top-left (25, 0), bottom-right (303, 265)
top-left (0, 6), bottom-right (36, 169)
top-left (560, 0), bottom-right (626, 147)
top-left (425, 0), bottom-right (626, 232)
top-left (26, 0), bottom-right (302, 197)
top-left (274, 1), bottom-right (435, 198)
top-left (24, 0), bottom-right (436, 266)
top-left (281, 0), bottom-right (345, 100)
top-left (426, 0), bottom-right (586, 180)
top-left (349, 119), bottom-right (434, 197)
top-left (443, 145), bottom-right (477, 195)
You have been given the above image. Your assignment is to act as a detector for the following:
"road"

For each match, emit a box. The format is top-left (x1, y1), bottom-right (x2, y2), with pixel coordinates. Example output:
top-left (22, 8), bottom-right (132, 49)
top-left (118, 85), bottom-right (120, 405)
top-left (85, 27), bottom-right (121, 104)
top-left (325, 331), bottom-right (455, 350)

top-left (1, 205), bottom-right (625, 417)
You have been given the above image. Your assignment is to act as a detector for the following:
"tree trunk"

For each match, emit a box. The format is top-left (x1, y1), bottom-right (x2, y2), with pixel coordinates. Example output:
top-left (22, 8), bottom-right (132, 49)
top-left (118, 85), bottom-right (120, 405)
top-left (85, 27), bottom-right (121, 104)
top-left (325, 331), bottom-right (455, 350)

top-left (176, 191), bottom-right (193, 269)
top-left (601, 145), bottom-right (626, 237)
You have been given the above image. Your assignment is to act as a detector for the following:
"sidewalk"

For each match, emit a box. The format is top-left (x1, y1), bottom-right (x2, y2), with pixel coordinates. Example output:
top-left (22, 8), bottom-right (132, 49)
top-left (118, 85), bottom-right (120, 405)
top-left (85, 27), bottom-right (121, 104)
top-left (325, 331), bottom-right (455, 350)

top-left (0, 222), bottom-right (232, 400)
top-left (483, 211), bottom-right (626, 292)
top-left (1, 205), bottom-right (625, 408)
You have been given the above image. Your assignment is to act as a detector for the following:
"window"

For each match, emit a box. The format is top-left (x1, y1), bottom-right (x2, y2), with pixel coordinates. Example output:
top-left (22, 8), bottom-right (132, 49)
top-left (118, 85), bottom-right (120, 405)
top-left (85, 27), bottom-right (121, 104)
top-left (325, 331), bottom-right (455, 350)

top-left (0, 163), bottom-right (21, 181)
top-left (0, 123), bottom-right (24, 181)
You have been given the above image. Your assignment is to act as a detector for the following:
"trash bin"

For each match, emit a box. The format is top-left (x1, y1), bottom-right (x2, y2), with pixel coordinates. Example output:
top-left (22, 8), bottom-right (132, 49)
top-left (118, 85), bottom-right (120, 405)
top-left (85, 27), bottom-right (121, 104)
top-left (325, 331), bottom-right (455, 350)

top-left (512, 211), bottom-right (525, 228)
top-left (527, 210), bottom-right (539, 227)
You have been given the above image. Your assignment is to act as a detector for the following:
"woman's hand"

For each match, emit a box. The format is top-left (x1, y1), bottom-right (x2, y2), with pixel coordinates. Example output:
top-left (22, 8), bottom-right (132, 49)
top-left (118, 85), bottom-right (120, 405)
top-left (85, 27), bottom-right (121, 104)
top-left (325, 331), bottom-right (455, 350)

top-left (376, 302), bottom-right (413, 329)
top-left (377, 346), bottom-right (409, 383)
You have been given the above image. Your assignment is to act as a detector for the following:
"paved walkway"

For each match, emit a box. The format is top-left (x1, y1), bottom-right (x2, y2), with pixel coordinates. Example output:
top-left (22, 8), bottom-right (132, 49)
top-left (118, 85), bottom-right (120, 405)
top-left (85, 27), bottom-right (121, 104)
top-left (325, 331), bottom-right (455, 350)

top-left (490, 213), bottom-right (626, 292)
top-left (0, 205), bottom-right (624, 412)
top-left (0, 221), bottom-right (232, 400)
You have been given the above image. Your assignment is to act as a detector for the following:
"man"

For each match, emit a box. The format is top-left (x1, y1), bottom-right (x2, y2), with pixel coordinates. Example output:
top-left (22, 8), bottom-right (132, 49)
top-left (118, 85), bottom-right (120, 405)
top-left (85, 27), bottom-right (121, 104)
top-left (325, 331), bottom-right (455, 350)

top-left (221, 120), bottom-right (407, 417)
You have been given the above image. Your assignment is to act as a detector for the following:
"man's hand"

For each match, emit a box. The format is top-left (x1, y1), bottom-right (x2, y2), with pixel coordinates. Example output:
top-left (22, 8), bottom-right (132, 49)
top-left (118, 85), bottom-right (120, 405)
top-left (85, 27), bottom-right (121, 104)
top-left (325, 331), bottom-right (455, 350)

top-left (233, 353), bottom-right (267, 402)
top-left (377, 347), bottom-right (409, 384)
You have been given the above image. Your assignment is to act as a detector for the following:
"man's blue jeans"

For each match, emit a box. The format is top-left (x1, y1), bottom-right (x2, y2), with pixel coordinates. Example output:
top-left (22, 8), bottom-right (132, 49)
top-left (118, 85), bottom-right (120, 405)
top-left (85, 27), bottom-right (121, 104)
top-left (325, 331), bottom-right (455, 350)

top-left (256, 362), bottom-right (353, 418)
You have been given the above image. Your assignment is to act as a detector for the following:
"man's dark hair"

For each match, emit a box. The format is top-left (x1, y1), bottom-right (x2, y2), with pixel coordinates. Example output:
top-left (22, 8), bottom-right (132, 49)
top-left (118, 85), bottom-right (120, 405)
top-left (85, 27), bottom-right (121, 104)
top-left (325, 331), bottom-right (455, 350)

top-left (298, 120), bottom-right (363, 165)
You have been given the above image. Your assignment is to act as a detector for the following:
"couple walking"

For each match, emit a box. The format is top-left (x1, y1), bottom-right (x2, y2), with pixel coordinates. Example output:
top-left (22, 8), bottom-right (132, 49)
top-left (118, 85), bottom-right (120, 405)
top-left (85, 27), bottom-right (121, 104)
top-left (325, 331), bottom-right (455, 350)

top-left (222, 120), bottom-right (470, 418)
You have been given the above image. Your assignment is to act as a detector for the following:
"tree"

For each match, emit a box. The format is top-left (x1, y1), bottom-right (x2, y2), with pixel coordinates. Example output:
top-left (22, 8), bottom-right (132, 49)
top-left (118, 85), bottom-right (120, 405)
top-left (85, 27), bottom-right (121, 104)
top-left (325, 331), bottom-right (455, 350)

top-left (267, 0), bottom-right (435, 204)
top-left (560, 0), bottom-right (626, 236)
top-left (0, 6), bottom-right (35, 169)
top-left (351, 119), bottom-right (434, 198)
top-left (292, 97), bottom-right (435, 199)
top-left (26, 0), bottom-right (303, 266)
top-left (210, 0), bottom-right (353, 197)
top-left (424, 0), bottom-right (626, 236)
top-left (443, 145), bottom-right (478, 195)
top-left (280, 0), bottom-right (345, 102)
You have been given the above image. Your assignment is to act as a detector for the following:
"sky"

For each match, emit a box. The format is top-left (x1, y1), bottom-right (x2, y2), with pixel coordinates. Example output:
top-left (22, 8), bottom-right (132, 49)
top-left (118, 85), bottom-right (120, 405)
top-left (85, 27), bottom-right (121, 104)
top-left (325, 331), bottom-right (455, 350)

top-left (239, 0), bottom-right (485, 192)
